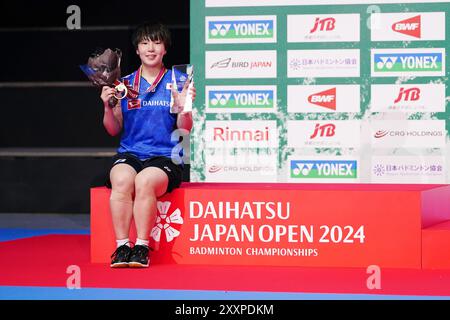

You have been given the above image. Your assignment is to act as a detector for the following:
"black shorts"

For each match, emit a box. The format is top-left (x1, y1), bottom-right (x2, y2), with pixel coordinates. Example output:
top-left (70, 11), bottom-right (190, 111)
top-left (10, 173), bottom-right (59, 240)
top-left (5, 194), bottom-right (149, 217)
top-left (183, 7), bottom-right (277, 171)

top-left (107, 153), bottom-right (183, 193)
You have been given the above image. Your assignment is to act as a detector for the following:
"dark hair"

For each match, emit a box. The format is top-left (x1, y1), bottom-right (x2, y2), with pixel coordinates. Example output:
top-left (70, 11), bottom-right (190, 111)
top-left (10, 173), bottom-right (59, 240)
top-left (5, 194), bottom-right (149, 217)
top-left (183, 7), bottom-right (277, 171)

top-left (132, 22), bottom-right (172, 50)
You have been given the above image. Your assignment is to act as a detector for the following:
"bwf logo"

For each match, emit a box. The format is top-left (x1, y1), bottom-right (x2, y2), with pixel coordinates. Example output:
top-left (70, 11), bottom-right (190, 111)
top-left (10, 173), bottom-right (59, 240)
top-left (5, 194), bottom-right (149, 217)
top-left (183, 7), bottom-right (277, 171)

top-left (392, 15), bottom-right (421, 38)
top-left (151, 201), bottom-right (183, 243)
top-left (308, 88), bottom-right (336, 110)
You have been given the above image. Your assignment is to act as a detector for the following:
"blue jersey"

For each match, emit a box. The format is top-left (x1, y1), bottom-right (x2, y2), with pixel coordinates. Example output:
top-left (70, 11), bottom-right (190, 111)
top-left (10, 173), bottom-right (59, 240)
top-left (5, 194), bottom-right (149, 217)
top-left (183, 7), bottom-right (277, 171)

top-left (117, 68), bottom-right (178, 160)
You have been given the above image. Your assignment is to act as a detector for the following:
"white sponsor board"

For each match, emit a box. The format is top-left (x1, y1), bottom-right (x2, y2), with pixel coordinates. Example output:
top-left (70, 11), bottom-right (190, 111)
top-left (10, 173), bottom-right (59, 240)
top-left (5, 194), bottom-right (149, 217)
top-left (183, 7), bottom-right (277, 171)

top-left (288, 49), bottom-right (360, 78)
top-left (206, 50), bottom-right (277, 79)
top-left (370, 120), bottom-right (446, 148)
top-left (287, 120), bottom-right (361, 148)
top-left (205, 149), bottom-right (278, 182)
top-left (371, 156), bottom-right (446, 183)
top-left (287, 155), bottom-right (360, 183)
top-left (371, 48), bottom-right (445, 77)
top-left (205, 120), bottom-right (278, 148)
top-left (287, 85), bottom-right (360, 113)
top-left (370, 12), bottom-right (445, 41)
top-left (205, 15), bottom-right (277, 43)
top-left (370, 84), bottom-right (445, 112)
top-left (205, 85), bottom-right (277, 113)
top-left (287, 14), bottom-right (360, 42)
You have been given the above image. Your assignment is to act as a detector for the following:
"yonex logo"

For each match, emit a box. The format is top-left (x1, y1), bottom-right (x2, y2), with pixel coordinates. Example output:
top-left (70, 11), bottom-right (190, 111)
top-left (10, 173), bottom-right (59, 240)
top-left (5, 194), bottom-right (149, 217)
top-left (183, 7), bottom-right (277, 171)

top-left (392, 15), bottom-right (421, 38)
top-left (376, 56), bottom-right (398, 70)
top-left (210, 23), bottom-right (232, 36)
top-left (209, 90), bottom-right (273, 109)
top-left (374, 53), bottom-right (442, 72)
top-left (113, 159), bottom-right (127, 165)
top-left (209, 20), bottom-right (274, 39)
top-left (151, 201), bottom-right (183, 242)
top-left (290, 160), bottom-right (357, 179)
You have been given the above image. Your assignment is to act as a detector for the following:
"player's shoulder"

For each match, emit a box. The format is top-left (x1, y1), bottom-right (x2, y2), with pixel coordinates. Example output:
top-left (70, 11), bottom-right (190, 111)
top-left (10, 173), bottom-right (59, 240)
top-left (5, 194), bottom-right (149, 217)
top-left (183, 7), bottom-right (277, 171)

top-left (120, 70), bottom-right (137, 82)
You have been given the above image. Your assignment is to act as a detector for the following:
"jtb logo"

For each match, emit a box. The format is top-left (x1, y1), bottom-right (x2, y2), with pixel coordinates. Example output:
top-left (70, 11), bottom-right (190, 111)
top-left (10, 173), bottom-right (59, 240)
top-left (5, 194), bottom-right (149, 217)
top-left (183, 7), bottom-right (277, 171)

top-left (209, 90), bottom-right (273, 108)
top-left (310, 17), bottom-right (336, 33)
top-left (394, 87), bottom-right (420, 103)
top-left (209, 20), bottom-right (273, 39)
top-left (310, 123), bottom-right (336, 139)
top-left (308, 88), bottom-right (336, 110)
top-left (392, 15), bottom-right (421, 38)
top-left (291, 160), bottom-right (357, 179)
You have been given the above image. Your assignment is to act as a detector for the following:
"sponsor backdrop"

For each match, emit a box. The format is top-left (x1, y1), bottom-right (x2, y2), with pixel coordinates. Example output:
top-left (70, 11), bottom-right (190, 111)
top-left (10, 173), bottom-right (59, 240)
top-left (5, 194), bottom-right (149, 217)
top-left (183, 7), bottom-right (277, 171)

top-left (190, 0), bottom-right (450, 184)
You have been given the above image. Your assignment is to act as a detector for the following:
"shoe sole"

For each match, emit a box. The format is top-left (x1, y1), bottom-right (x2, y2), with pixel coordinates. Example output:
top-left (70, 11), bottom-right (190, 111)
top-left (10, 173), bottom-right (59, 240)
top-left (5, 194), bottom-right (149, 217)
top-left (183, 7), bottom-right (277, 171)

top-left (110, 262), bottom-right (129, 268)
top-left (128, 262), bottom-right (149, 268)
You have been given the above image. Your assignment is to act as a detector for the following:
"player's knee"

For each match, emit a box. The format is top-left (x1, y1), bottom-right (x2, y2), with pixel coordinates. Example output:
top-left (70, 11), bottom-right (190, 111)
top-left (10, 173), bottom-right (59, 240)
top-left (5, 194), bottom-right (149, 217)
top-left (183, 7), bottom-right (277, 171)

top-left (110, 174), bottom-right (134, 193)
top-left (134, 177), bottom-right (157, 198)
top-left (110, 189), bottom-right (133, 203)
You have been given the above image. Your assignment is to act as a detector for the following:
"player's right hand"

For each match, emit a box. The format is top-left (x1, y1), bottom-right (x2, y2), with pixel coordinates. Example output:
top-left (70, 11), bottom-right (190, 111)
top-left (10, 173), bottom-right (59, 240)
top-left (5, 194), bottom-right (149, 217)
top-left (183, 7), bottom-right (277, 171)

top-left (100, 86), bottom-right (116, 105)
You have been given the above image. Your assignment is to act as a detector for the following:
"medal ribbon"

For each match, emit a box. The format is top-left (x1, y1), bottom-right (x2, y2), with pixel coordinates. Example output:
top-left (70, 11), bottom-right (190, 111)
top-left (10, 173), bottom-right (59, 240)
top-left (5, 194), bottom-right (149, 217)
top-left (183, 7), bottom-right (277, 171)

top-left (133, 65), bottom-right (167, 96)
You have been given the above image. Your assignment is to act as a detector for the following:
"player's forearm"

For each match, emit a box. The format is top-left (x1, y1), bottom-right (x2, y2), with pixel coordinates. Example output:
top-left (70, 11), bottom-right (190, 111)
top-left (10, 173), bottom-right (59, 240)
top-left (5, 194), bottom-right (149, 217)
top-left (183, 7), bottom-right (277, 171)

top-left (103, 105), bottom-right (121, 136)
top-left (177, 111), bottom-right (193, 132)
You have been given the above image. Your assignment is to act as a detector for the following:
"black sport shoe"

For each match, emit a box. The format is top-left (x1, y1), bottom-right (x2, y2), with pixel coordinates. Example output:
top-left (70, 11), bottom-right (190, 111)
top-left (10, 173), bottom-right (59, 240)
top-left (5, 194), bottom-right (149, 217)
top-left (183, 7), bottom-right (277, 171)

top-left (110, 244), bottom-right (132, 268)
top-left (129, 245), bottom-right (150, 268)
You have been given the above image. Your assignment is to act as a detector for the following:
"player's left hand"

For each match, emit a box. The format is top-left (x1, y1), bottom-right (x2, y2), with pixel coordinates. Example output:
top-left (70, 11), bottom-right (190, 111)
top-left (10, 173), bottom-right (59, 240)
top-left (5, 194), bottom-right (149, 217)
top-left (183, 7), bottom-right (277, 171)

top-left (171, 78), bottom-right (195, 113)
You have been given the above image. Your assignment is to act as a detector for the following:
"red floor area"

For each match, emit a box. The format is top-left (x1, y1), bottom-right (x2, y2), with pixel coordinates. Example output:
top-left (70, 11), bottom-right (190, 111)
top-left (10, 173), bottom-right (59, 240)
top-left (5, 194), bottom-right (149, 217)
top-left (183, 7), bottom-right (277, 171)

top-left (1, 234), bottom-right (450, 296)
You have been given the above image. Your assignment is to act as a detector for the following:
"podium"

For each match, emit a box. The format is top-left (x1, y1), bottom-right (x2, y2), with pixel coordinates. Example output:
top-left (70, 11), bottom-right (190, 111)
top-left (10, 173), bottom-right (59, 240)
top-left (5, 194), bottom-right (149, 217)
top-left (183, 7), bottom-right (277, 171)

top-left (91, 183), bottom-right (450, 269)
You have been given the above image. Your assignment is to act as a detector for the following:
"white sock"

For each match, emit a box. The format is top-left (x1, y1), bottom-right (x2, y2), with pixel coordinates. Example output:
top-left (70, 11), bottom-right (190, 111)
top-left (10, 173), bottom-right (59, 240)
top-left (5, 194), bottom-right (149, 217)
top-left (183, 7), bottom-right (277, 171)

top-left (116, 238), bottom-right (131, 248)
top-left (136, 238), bottom-right (149, 247)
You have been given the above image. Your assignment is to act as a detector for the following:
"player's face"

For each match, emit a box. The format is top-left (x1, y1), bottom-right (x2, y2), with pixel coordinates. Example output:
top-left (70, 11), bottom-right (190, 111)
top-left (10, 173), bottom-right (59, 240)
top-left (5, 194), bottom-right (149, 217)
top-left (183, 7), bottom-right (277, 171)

top-left (136, 38), bottom-right (166, 68)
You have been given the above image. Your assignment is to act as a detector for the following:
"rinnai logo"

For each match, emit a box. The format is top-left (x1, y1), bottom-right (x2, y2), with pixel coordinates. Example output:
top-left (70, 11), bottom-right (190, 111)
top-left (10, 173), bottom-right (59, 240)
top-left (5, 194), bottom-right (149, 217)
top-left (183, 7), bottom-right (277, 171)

top-left (290, 160), bottom-right (357, 179)
top-left (392, 15), bottom-right (421, 38)
top-left (394, 87), bottom-right (420, 103)
top-left (310, 17), bottom-right (335, 33)
top-left (310, 123), bottom-right (336, 139)
top-left (308, 87), bottom-right (336, 110)
top-left (209, 19), bottom-right (274, 39)
top-left (209, 90), bottom-right (273, 108)
top-left (151, 201), bottom-right (183, 242)
top-left (214, 126), bottom-right (270, 142)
